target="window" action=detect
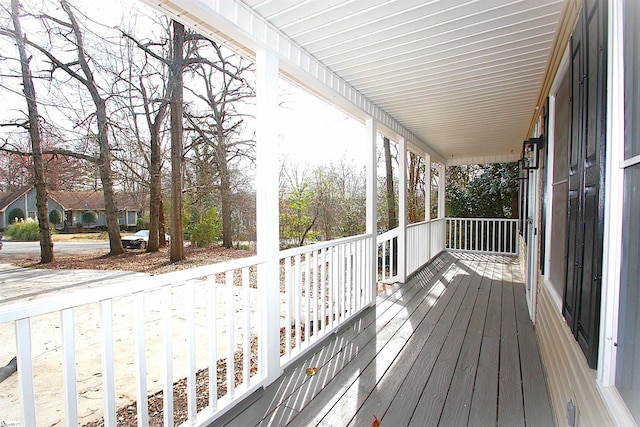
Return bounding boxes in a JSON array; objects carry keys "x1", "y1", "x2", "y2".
[
  {"x1": 615, "y1": 0, "x2": 640, "y2": 421},
  {"x1": 548, "y1": 69, "x2": 570, "y2": 300}
]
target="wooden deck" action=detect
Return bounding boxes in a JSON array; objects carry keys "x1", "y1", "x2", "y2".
[{"x1": 220, "y1": 252, "x2": 555, "y2": 427}]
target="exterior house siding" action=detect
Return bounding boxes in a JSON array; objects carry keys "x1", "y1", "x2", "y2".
[
  {"x1": 525, "y1": 0, "x2": 640, "y2": 424},
  {"x1": 0, "y1": 187, "x2": 138, "y2": 230},
  {"x1": 537, "y1": 283, "x2": 614, "y2": 426}
]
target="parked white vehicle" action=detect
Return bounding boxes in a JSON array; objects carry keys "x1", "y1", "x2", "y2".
[{"x1": 121, "y1": 230, "x2": 169, "y2": 250}]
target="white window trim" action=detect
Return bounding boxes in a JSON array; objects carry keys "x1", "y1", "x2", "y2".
[
  {"x1": 542, "y1": 43, "x2": 571, "y2": 312},
  {"x1": 597, "y1": 1, "x2": 637, "y2": 425}
]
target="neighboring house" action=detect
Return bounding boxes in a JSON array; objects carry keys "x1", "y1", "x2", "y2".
[{"x1": 0, "y1": 186, "x2": 138, "y2": 230}]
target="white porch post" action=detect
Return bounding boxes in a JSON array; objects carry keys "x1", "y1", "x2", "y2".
[
  {"x1": 366, "y1": 118, "x2": 377, "y2": 304},
  {"x1": 438, "y1": 162, "x2": 446, "y2": 219},
  {"x1": 398, "y1": 138, "x2": 407, "y2": 282},
  {"x1": 424, "y1": 153, "x2": 431, "y2": 223},
  {"x1": 424, "y1": 153, "x2": 432, "y2": 261},
  {"x1": 256, "y1": 49, "x2": 282, "y2": 384}
]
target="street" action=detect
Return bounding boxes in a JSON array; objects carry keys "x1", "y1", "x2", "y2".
[{"x1": 0, "y1": 240, "x2": 109, "y2": 261}]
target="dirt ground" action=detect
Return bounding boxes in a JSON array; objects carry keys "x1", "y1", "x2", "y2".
[{"x1": 14, "y1": 245, "x2": 255, "y2": 275}]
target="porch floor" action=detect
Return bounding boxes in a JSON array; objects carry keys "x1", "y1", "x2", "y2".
[{"x1": 221, "y1": 251, "x2": 555, "y2": 427}]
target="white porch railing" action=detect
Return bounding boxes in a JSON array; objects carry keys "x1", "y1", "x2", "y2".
[
  {"x1": 0, "y1": 217, "x2": 517, "y2": 426},
  {"x1": 278, "y1": 234, "x2": 374, "y2": 367},
  {"x1": 406, "y1": 218, "x2": 446, "y2": 276},
  {"x1": 445, "y1": 217, "x2": 519, "y2": 255},
  {"x1": 0, "y1": 256, "x2": 267, "y2": 427},
  {"x1": 376, "y1": 227, "x2": 399, "y2": 282}
]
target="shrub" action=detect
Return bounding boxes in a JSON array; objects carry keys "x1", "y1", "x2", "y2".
[
  {"x1": 187, "y1": 207, "x2": 222, "y2": 248},
  {"x1": 49, "y1": 209, "x2": 62, "y2": 225},
  {"x1": 5, "y1": 219, "x2": 40, "y2": 241},
  {"x1": 7, "y1": 208, "x2": 24, "y2": 224},
  {"x1": 136, "y1": 214, "x2": 149, "y2": 230},
  {"x1": 81, "y1": 211, "x2": 98, "y2": 226}
]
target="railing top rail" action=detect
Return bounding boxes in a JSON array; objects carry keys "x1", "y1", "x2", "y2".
[
  {"x1": 446, "y1": 217, "x2": 518, "y2": 222},
  {"x1": 406, "y1": 217, "x2": 445, "y2": 228},
  {"x1": 407, "y1": 220, "x2": 430, "y2": 228},
  {"x1": 376, "y1": 227, "x2": 399, "y2": 243},
  {"x1": 278, "y1": 232, "x2": 373, "y2": 257},
  {"x1": 0, "y1": 255, "x2": 264, "y2": 323}
]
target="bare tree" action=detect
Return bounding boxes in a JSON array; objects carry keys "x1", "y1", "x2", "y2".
[
  {"x1": 383, "y1": 136, "x2": 397, "y2": 229},
  {"x1": 408, "y1": 152, "x2": 426, "y2": 223},
  {"x1": 6, "y1": 0, "x2": 53, "y2": 262},
  {"x1": 117, "y1": 20, "x2": 172, "y2": 252},
  {"x1": 184, "y1": 44, "x2": 255, "y2": 248},
  {"x1": 7, "y1": 0, "x2": 125, "y2": 254}
]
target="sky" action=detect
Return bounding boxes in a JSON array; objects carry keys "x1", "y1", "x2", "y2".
[
  {"x1": 0, "y1": 0, "x2": 378, "y2": 173},
  {"x1": 277, "y1": 78, "x2": 367, "y2": 169}
]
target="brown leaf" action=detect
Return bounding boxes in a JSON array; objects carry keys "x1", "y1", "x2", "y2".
[
  {"x1": 305, "y1": 367, "x2": 318, "y2": 376},
  {"x1": 372, "y1": 415, "x2": 380, "y2": 427}
]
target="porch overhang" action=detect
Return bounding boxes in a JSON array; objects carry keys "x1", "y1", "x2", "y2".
[{"x1": 143, "y1": 0, "x2": 567, "y2": 166}]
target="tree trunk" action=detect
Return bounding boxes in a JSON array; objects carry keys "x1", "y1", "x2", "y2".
[
  {"x1": 408, "y1": 153, "x2": 418, "y2": 223},
  {"x1": 217, "y1": 131, "x2": 233, "y2": 248},
  {"x1": 96, "y1": 101, "x2": 124, "y2": 255},
  {"x1": 159, "y1": 198, "x2": 167, "y2": 246},
  {"x1": 11, "y1": 0, "x2": 54, "y2": 263},
  {"x1": 147, "y1": 105, "x2": 166, "y2": 252},
  {"x1": 383, "y1": 136, "x2": 397, "y2": 229},
  {"x1": 60, "y1": 0, "x2": 124, "y2": 255},
  {"x1": 169, "y1": 20, "x2": 185, "y2": 262}
]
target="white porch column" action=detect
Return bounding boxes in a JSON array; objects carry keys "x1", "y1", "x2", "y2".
[
  {"x1": 424, "y1": 153, "x2": 432, "y2": 262},
  {"x1": 365, "y1": 118, "x2": 377, "y2": 304},
  {"x1": 424, "y1": 153, "x2": 431, "y2": 222},
  {"x1": 398, "y1": 138, "x2": 407, "y2": 282},
  {"x1": 438, "y1": 162, "x2": 446, "y2": 219},
  {"x1": 256, "y1": 49, "x2": 282, "y2": 384}
]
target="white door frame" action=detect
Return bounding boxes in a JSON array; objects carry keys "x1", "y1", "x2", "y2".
[{"x1": 525, "y1": 166, "x2": 539, "y2": 322}]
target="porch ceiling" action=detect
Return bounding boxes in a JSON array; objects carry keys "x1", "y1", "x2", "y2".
[
  {"x1": 150, "y1": 0, "x2": 565, "y2": 163},
  {"x1": 241, "y1": 0, "x2": 565, "y2": 163}
]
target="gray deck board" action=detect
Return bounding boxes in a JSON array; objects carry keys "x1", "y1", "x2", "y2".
[
  {"x1": 498, "y1": 263, "x2": 526, "y2": 427},
  {"x1": 220, "y1": 252, "x2": 555, "y2": 427},
  {"x1": 345, "y1": 261, "x2": 481, "y2": 427},
  {"x1": 468, "y1": 264, "x2": 502, "y2": 426},
  {"x1": 511, "y1": 263, "x2": 556, "y2": 427}
]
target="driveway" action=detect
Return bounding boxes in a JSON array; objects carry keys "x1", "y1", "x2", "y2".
[
  {"x1": 0, "y1": 241, "x2": 109, "y2": 262},
  {"x1": 0, "y1": 263, "x2": 148, "y2": 306}
]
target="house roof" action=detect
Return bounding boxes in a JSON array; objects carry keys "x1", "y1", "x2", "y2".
[
  {"x1": 0, "y1": 186, "x2": 137, "y2": 212},
  {"x1": 49, "y1": 190, "x2": 137, "y2": 211},
  {"x1": 0, "y1": 187, "x2": 31, "y2": 211}
]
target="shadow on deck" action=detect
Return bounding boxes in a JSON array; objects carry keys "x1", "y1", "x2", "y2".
[{"x1": 219, "y1": 251, "x2": 555, "y2": 427}]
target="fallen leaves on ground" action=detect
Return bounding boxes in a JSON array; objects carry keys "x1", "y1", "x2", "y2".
[{"x1": 14, "y1": 245, "x2": 255, "y2": 275}]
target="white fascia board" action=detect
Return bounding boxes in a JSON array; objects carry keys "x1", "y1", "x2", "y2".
[
  {"x1": 446, "y1": 153, "x2": 520, "y2": 166},
  {"x1": 142, "y1": 0, "x2": 446, "y2": 164}
]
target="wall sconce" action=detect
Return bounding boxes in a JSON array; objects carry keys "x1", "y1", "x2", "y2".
[
  {"x1": 522, "y1": 137, "x2": 541, "y2": 170},
  {"x1": 518, "y1": 159, "x2": 528, "y2": 179}
]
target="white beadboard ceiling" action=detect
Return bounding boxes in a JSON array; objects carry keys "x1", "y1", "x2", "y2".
[
  {"x1": 149, "y1": 0, "x2": 565, "y2": 163},
  {"x1": 239, "y1": 0, "x2": 564, "y2": 163}
]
